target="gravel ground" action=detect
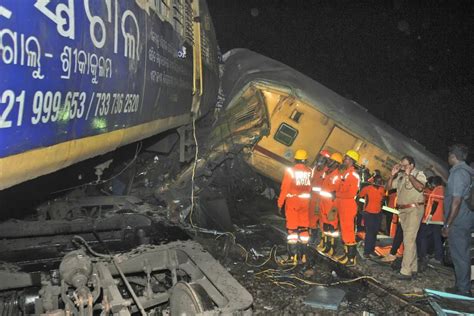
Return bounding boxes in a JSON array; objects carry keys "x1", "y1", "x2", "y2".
[{"x1": 194, "y1": 222, "x2": 438, "y2": 315}]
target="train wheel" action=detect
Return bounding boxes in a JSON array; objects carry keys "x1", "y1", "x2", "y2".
[{"x1": 169, "y1": 282, "x2": 214, "y2": 315}]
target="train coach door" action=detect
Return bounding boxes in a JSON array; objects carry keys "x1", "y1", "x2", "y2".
[{"x1": 321, "y1": 126, "x2": 361, "y2": 158}]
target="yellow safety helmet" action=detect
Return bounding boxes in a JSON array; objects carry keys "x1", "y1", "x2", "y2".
[
  {"x1": 330, "y1": 152, "x2": 343, "y2": 164},
  {"x1": 345, "y1": 150, "x2": 360, "y2": 163},
  {"x1": 294, "y1": 149, "x2": 308, "y2": 160}
]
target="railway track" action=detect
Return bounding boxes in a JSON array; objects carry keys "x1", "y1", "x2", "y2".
[
  {"x1": 265, "y1": 223, "x2": 434, "y2": 314},
  {"x1": 315, "y1": 252, "x2": 432, "y2": 315}
]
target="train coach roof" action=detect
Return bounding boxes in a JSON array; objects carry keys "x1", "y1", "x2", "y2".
[{"x1": 221, "y1": 48, "x2": 448, "y2": 180}]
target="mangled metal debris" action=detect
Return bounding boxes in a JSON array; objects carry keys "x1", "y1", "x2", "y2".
[
  {"x1": 36, "y1": 195, "x2": 156, "y2": 220},
  {"x1": 0, "y1": 240, "x2": 252, "y2": 315},
  {"x1": 154, "y1": 82, "x2": 271, "y2": 229},
  {"x1": 0, "y1": 195, "x2": 253, "y2": 315}
]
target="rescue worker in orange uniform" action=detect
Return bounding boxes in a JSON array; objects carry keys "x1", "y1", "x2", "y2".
[
  {"x1": 309, "y1": 149, "x2": 332, "y2": 245},
  {"x1": 358, "y1": 175, "x2": 386, "y2": 258},
  {"x1": 277, "y1": 149, "x2": 312, "y2": 263},
  {"x1": 334, "y1": 150, "x2": 361, "y2": 266},
  {"x1": 380, "y1": 190, "x2": 405, "y2": 261},
  {"x1": 316, "y1": 153, "x2": 343, "y2": 256},
  {"x1": 417, "y1": 176, "x2": 445, "y2": 269}
]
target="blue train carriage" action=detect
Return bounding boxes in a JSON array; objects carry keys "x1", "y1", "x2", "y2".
[
  {"x1": 0, "y1": 0, "x2": 219, "y2": 190},
  {"x1": 218, "y1": 49, "x2": 448, "y2": 182}
]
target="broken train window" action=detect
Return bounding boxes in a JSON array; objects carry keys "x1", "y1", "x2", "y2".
[{"x1": 274, "y1": 123, "x2": 298, "y2": 146}]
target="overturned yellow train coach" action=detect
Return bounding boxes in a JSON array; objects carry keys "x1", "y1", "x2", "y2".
[{"x1": 220, "y1": 49, "x2": 448, "y2": 182}]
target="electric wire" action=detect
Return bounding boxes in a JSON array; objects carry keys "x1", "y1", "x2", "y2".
[
  {"x1": 212, "y1": 230, "x2": 380, "y2": 290},
  {"x1": 52, "y1": 142, "x2": 142, "y2": 194},
  {"x1": 188, "y1": 113, "x2": 201, "y2": 228},
  {"x1": 215, "y1": 231, "x2": 279, "y2": 268}
]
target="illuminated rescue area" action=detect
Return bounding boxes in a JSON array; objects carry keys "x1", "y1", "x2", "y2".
[{"x1": 0, "y1": 1, "x2": 473, "y2": 315}]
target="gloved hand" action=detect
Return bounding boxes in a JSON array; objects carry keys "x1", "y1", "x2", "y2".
[
  {"x1": 278, "y1": 207, "x2": 282, "y2": 216},
  {"x1": 331, "y1": 191, "x2": 336, "y2": 201}
]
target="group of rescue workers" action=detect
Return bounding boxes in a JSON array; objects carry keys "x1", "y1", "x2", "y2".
[
  {"x1": 277, "y1": 149, "x2": 448, "y2": 270},
  {"x1": 277, "y1": 144, "x2": 473, "y2": 297},
  {"x1": 278, "y1": 149, "x2": 362, "y2": 267}
]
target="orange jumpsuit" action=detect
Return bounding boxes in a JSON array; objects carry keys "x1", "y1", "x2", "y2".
[
  {"x1": 319, "y1": 168, "x2": 341, "y2": 230},
  {"x1": 278, "y1": 164, "x2": 312, "y2": 244},
  {"x1": 309, "y1": 167, "x2": 326, "y2": 229},
  {"x1": 422, "y1": 185, "x2": 444, "y2": 224},
  {"x1": 335, "y1": 166, "x2": 360, "y2": 245}
]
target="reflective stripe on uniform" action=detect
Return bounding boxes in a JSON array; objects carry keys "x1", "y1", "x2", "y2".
[
  {"x1": 299, "y1": 235, "x2": 310, "y2": 243},
  {"x1": 342, "y1": 171, "x2": 360, "y2": 186},
  {"x1": 286, "y1": 167, "x2": 295, "y2": 178},
  {"x1": 319, "y1": 190, "x2": 334, "y2": 199},
  {"x1": 312, "y1": 186, "x2": 322, "y2": 192},
  {"x1": 353, "y1": 172, "x2": 361, "y2": 187},
  {"x1": 286, "y1": 193, "x2": 311, "y2": 198},
  {"x1": 287, "y1": 234, "x2": 298, "y2": 244},
  {"x1": 323, "y1": 230, "x2": 340, "y2": 237}
]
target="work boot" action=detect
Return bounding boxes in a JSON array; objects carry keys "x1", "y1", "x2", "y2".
[
  {"x1": 283, "y1": 243, "x2": 298, "y2": 265},
  {"x1": 317, "y1": 235, "x2": 327, "y2": 252},
  {"x1": 322, "y1": 236, "x2": 335, "y2": 257},
  {"x1": 309, "y1": 228, "x2": 320, "y2": 246},
  {"x1": 304, "y1": 244, "x2": 317, "y2": 267},
  {"x1": 297, "y1": 244, "x2": 306, "y2": 264},
  {"x1": 345, "y1": 244, "x2": 357, "y2": 266},
  {"x1": 335, "y1": 245, "x2": 348, "y2": 262}
]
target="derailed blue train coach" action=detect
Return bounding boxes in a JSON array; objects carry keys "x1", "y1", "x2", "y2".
[{"x1": 0, "y1": 0, "x2": 219, "y2": 190}]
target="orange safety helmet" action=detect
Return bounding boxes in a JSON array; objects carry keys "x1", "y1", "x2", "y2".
[
  {"x1": 294, "y1": 149, "x2": 308, "y2": 160},
  {"x1": 320, "y1": 149, "x2": 331, "y2": 158},
  {"x1": 330, "y1": 152, "x2": 343, "y2": 164},
  {"x1": 345, "y1": 150, "x2": 360, "y2": 163}
]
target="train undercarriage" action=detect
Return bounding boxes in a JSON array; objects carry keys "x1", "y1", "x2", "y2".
[{"x1": 0, "y1": 194, "x2": 252, "y2": 316}]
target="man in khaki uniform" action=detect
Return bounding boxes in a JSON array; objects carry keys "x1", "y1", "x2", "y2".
[{"x1": 386, "y1": 156, "x2": 427, "y2": 280}]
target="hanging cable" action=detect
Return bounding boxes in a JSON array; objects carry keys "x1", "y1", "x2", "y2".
[
  {"x1": 53, "y1": 142, "x2": 142, "y2": 194},
  {"x1": 189, "y1": 114, "x2": 199, "y2": 227}
]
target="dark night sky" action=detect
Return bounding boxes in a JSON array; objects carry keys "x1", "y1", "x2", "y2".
[{"x1": 207, "y1": 0, "x2": 473, "y2": 161}]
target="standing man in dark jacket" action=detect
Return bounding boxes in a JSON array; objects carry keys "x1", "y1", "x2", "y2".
[{"x1": 442, "y1": 144, "x2": 474, "y2": 297}]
